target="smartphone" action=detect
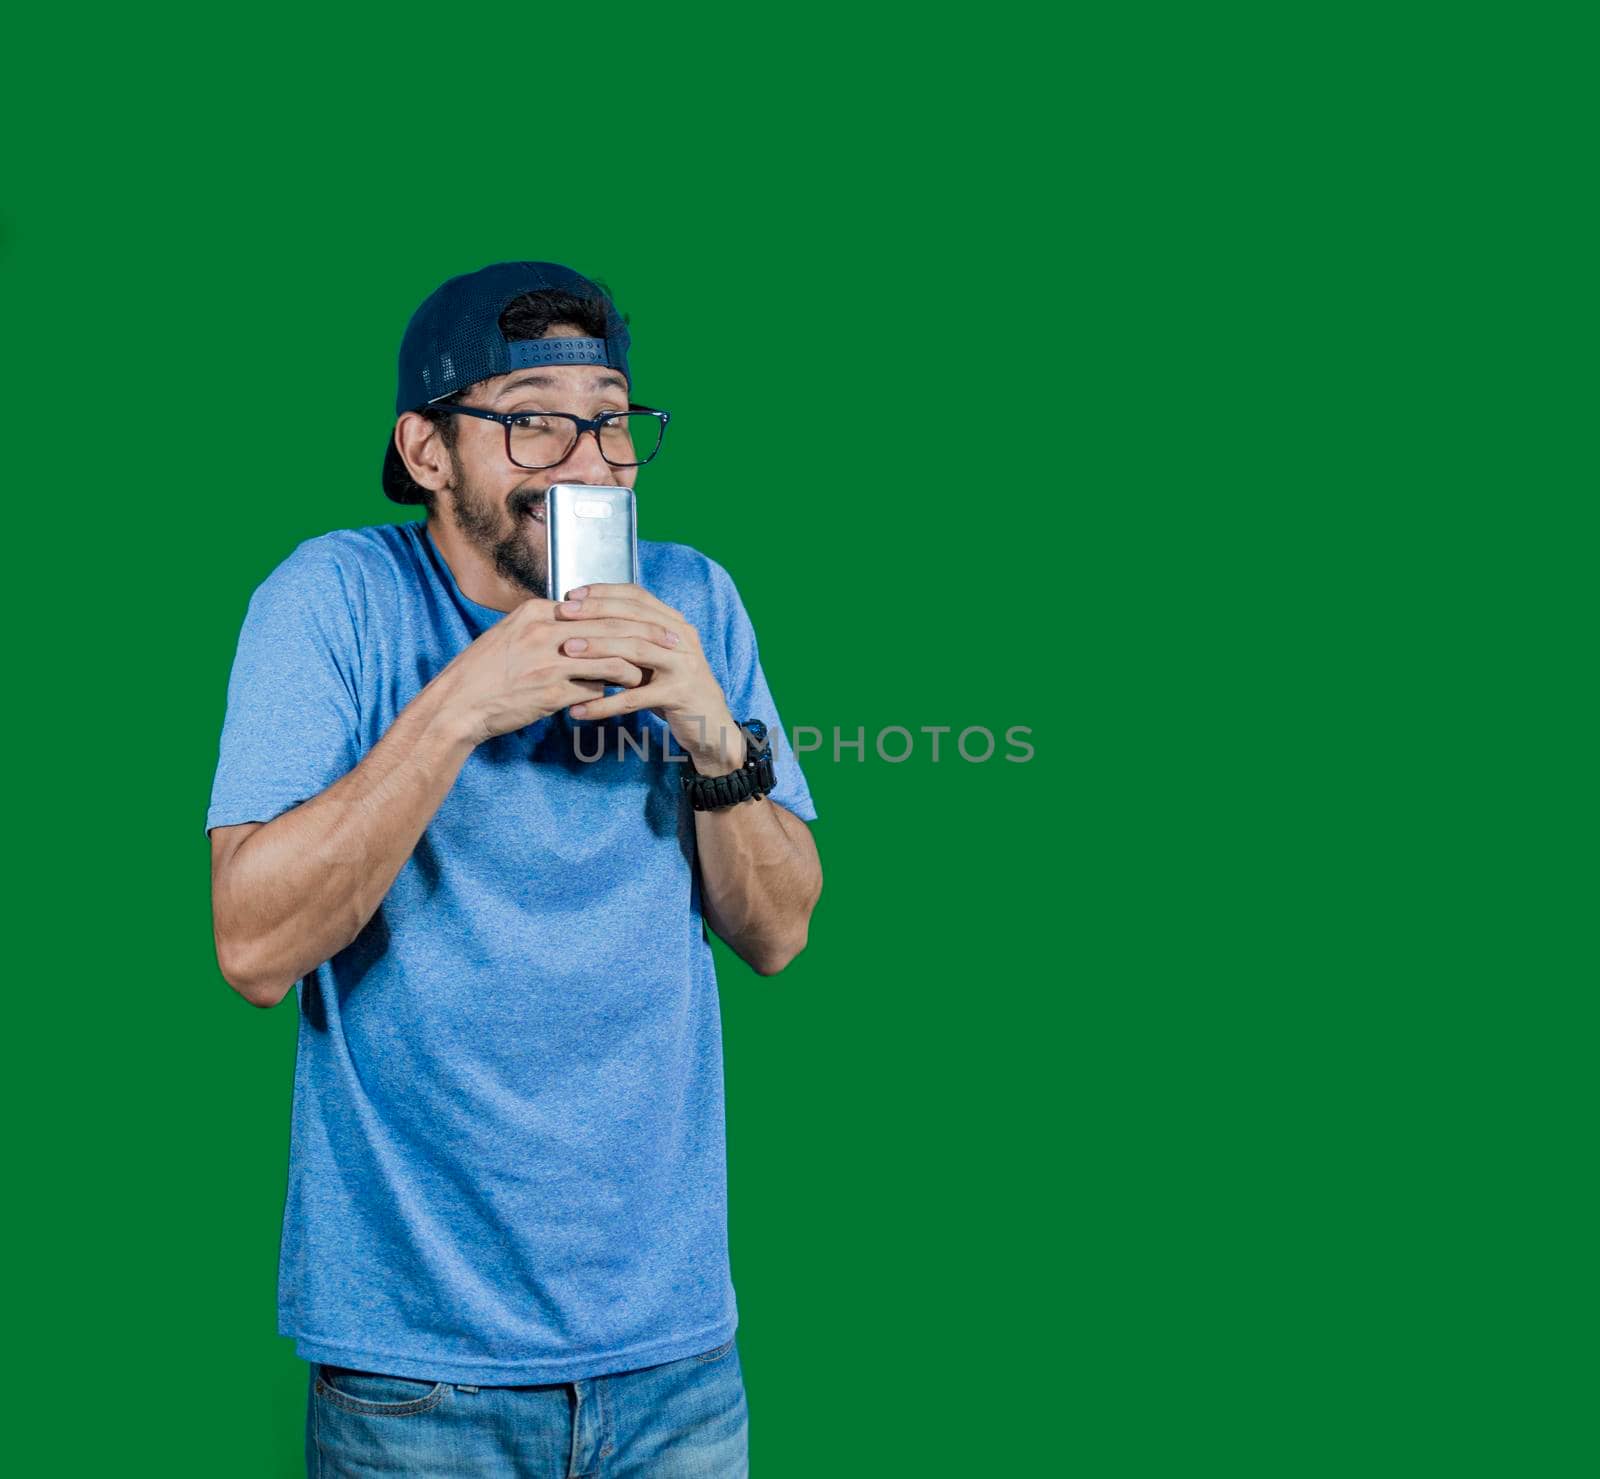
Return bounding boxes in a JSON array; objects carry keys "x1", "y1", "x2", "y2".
[{"x1": 545, "y1": 484, "x2": 639, "y2": 601}]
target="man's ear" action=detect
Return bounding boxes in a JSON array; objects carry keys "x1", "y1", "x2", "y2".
[{"x1": 395, "y1": 410, "x2": 454, "y2": 495}]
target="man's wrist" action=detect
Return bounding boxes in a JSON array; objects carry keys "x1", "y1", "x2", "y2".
[
  {"x1": 680, "y1": 717, "x2": 777, "y2": 811},
  {"x1": 683, "y1": 709, "x2": 745, "y2": 776},
  {"x1": 416, "y1": 672, "x2": 485, "y2": 757}
]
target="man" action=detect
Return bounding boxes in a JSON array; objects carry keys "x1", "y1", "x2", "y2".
[{"x1": 205, "y1": 261, "x2": 822, "y2": 1476}]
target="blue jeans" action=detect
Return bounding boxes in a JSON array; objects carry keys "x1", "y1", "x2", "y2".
[{"x1": 306, "y1": 1337, "x2": 748, "y2": 1477}]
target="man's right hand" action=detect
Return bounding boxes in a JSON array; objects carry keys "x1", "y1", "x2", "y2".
[{"x1": 437, "y1": 596, "x2": 685, "y2": 746}]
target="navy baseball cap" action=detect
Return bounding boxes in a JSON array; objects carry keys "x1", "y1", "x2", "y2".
[{"x1": 382, "y1": 261, "x2": 632, "y2": 504}]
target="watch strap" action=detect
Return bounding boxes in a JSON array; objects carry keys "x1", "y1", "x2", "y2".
[{"x1": 682, "y1": 718, "x2": 776, "y2": 811}]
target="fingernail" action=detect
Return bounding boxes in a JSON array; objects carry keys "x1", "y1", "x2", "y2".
[
  {"x1": 570, "y1": 704, "x2": 588, "y2": 718},
  {"x1": 663, "y1": 631, "x2": 680, "y2": 646},
  {"x1": 567, "y1": 586, "x2": 589, "y2": 599},
  {"x1": 560, "y1": 599, "x2": 584, "y2": 613},
  {"x1": 565, "y1": 638, "x2": 588, "y2": 653}
]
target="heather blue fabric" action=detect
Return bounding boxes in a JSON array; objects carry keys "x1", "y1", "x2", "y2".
[{"x1": 205, "y1": 518, "x2": 816, "y2": 1385}]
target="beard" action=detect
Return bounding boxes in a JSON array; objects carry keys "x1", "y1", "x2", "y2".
[{"x1": 443, "y1": 461, "x2": 548, "y2": 600}]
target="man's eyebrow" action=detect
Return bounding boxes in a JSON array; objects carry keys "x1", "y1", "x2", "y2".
[{"x1": 492, "y1": 371, "x2": 628, "y2": 401}]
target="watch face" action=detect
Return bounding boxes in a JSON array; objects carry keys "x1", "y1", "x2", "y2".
[{"x1": 744, "y1": 718, "x2": 767, "y2": 746}]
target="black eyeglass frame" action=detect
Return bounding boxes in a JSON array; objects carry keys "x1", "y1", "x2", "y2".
[{"x1": 428, "y1": 402, "x2": 671, "y2": 470}]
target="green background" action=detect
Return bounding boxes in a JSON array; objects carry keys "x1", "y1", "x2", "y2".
[{"x1": 5, "y1": 6, "x2": 1589, "y2": 1475}]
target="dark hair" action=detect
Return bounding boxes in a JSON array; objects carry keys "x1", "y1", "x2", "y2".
[{"x1": 399, "y1": 285, "x2": 628, "y2": 513}]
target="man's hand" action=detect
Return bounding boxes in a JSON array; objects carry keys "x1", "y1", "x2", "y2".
[
  {"x1": 436, "y1": 595, "x2": 681, "y2": 747},
  {"x1": 553, "y1": 583, "x2": 744, "y2": 775}
]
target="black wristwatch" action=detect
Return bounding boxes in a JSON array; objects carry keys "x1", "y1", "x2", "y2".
[{"x1": 681, "y1": 718, "x2": 777, "y2": 811}]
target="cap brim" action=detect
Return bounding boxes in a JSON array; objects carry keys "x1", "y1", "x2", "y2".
[{"x1": 382, "y1": 428, "x2": 423, "y2": 504}]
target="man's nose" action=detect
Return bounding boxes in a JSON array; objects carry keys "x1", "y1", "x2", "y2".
[{"x1": 556, "y1": 426, "x2": 616, "y2": 482}]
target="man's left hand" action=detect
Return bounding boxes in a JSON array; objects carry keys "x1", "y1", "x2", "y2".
[{"x1": 553, "y1": 583, "x2": 744, "y2": 775}]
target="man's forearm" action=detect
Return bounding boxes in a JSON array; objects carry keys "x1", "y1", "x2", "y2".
[
  {"x1": 694, "y1": 795, "x2": 822, "y2": 975},
  {"x1": 213, "y1": 675, "x2": 477, "y2": 1006}
]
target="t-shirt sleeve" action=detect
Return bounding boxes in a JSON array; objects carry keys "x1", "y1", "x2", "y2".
[
  {"x1": 204, "y1": 540, "x2": 365, "y2": 836},
  {"x1": 705, "y1": 557, "x2": 818, "y2": 823}
]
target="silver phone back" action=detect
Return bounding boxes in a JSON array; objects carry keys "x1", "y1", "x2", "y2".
[{"x1": 545, "y1": 484, "x2": 639, "y2": 601}]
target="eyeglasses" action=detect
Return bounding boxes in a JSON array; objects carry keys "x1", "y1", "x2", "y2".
[{"x1": 431, "y1": 402, "x2": 671, "y2": 470}]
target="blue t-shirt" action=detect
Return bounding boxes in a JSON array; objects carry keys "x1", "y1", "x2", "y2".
[{"x1": 204, "y1": 518, "x2": 816, "y2": 1384}]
